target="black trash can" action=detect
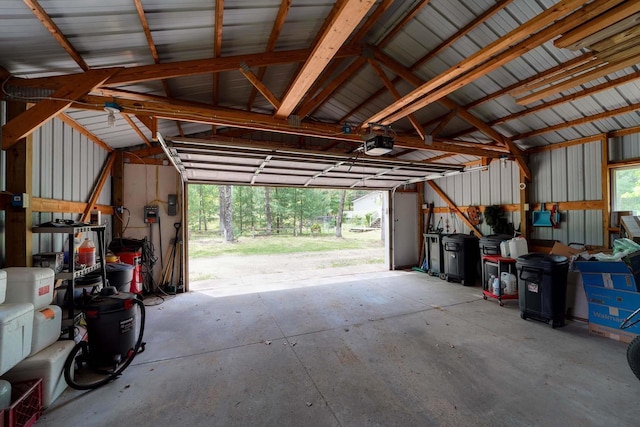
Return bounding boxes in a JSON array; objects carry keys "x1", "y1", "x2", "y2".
[
  {"x1": 516, "y1": 253, "x2": 569, "y2": 328},
  {"x1": 442, "y1": 234, "x2": 479, "y2": 286},
  {"x1": 424, "y1": 233, "x2": 447, "y2": 279},
  {"x1": 479, "y1": 234, "x2": 512, "y2": 256},
  {"x1": 106, "y1": 263, "x2": 134, "y2": 292}
]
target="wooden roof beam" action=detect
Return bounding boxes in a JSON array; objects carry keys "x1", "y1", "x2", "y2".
[
  {"x1": 80, "y1": 154, "x2": 116, "y2": 224},
  {"x1": 377, "y1": 0, "x2": 619, "y2": 126},
  {"x1": 517, "y1": 51, "x2": 640, "y2": 105},
  {"x1": 247, "y1": 0, "x2": 293, "y2": 110},
  {"x1": 2, "y1": 69, "x2": 117, "y2": 150},
  {"x1": 274, "y1": 0, "x2": 376, "y2": 119},
  {"x1": 239, "y1": 63, "x2": 281, "y2": 110},
  {"x1": 411, "y1": 0, "x2": 513, "y2": 69},
  {"x1": 122, "y1": 114, "x2": 152, "y2": 147},
  {"x1": 364, "y1": 0, "x2": 593, "y2": 127},
  {"x1": 513, "y1": 101, "x2": 640, "y2": 141},
  {"x1": 297, "y1": 57, "x2": 367, "y2": 119},
  {"x1": 554, "y1": 1, "x2": 640, "y2": 50},
  {"x1": 338, "y1": 0, "x2": 508, "y2": 123},
  {"x1": 293, "y1": 0, "x2": 395, "y2": 118},
  {"x1": 465, "y1": 52, "x2": 596, "y2": 109},
  {"x1": 378, "y1": 0, "x2": 431, "y2": 48},
  {"x1": 213, "y1": 0, "x2": 223, "y2": 108},
  {"x1": 371, "y1": 48, "x2": 530, "y2": 178},
  {"x1": 23, "y1": 0, "x2": 89, "y2": 71},
  {"x1": 58, "y1": 114, "x2": 113, "y2": 152},
  {"x1": 368, "y1": 59, "x2": 424, "y2": 140},
  {"x1": 428, "y1": 181, "x2": 482, "y2": 238}
]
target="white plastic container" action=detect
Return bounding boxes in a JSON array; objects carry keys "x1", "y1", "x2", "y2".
[
  {"x1": 508, "y1": 237, "x2": 529, "y2": 259},
  {"x1": 501, "y1": 272, "x2": 517, "y2": 295},
  {"x1": 1, "y1": 339, "x2": 75, "y2": 408},
  {"x1": 500, "y1": 241, "x2": 510, "y2": 258},
  {"x1": 30, "y1": 305, "x2": 62, "y2": 356},
  {"x1": 0, "y1": 303, "x2": 34, "y2": 376},
  {"x1": 0, "y1": 269, "x2": 6, "y2": 304},
  {"x1": 0, "y1": 379, "x2": 11, "y2": 410},
  {"x1": 3, "y1": 267, "x2": 55, "y2": 309}
]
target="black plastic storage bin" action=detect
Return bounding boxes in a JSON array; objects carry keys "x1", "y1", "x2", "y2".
[
  {"x1": 424, "y1": 233, "x2": 446, "y2": 279},
  {"x1": 479, "y1": 234, "x2": 512, "y2": 256},
  {"x1": 516, "y1": 253, "x2": 569, "y2": 328},
  {"x1": 442, "y1": 234, "x2": 479, "y2": 285}
]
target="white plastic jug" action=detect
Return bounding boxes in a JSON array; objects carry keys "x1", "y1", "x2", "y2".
[
  {"x1": 492, "y1": 277, "x2": 502, "y2": 295},
  {"x1": 509, "y1": 237, "x2": 528, "y2": 259},
  {"x1": 500, "y1": 240, "x2": 510, "y2": 257},
  {"x1": 501, "y1": 272, "x2": 517, "y2": 295}
]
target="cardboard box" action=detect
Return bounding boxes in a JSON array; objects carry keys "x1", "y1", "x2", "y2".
[
  {"x1": 576, "y1": 256, "x2": 640, "y2": 292},
  {"x1": 586, "y1": 301, "x2": 640, "y2": 333},
  {"x1": 589, "y1": 323, "x2": 638, "y2": 344},
  {"x1": 621, "y1": 215, "x2": 640, "y2": 243},
  {"x1": 584, "y1": 285, "x2": 640, "y2": 312},
  {"x1": 550, "y1": 242, "x2": 583, "y2": 259}
]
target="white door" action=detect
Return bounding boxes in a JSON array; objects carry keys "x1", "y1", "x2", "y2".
[{"x1": 392, "y1": 192, "x2": 419, "y2": 269}]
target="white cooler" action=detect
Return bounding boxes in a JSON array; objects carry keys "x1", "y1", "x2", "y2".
[
  {"x1": 3, "y1": 267, "x2": 55, "y2": 309},
  {"x1": 1, "y1": 339, "x2": 75, "y2": 408},
  {"x1": 0, "y1": 269, "x2": 6, "y2": 303},
  {"x1": 30, "y1": 305, "x2": 62, "y2": 356},
  {"x1": 0, "y1": 303, "x2": 34, "y2": 375}
]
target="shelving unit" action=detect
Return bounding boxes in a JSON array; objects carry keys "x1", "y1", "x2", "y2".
[
  {"x1": 481, "y1": 255, "x2": 518, "y2": 306},
  {"x1": 32, "y1": 224, "x2": 107, "y2": 337}
]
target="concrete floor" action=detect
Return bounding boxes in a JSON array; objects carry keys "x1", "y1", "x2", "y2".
[{"x1": 40, "y1": 271, "x2": 639, "y2": 426}]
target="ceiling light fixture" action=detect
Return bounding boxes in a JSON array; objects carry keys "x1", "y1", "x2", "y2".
[{"x1": 104, "y1": 101, "x2": 122, "y2": 127}]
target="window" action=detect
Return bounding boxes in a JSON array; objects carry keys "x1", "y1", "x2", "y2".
[{"x1": 612, "y1": 166, "x2": 640, "y2": 214}]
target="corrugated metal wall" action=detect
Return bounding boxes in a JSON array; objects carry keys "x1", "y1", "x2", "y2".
[
  {"x1": 424, "y1": 160, "x2": 521, "y2": 236},
  {"x1": 29, "y1": 117, "x2": 112, "y2": 256},
  {"x1": 529, "y1": 140, "x2": 603, "y2": 246},
  {"x1": 423, "y1": 136, "x2": 640, "y2": 248}
]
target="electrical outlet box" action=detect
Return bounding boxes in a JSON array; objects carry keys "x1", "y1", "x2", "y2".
[
  {"x1": 168, "y1": 194, "x2": 177, "y2": 216},
  {"x1": 144, "y1": 205, "x2": 158, "y2": 223},
  {"x1": 11, "y1": 193, "x2": 29, "y2": 208}
]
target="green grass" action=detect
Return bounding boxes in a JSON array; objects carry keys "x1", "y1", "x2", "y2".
[{"x1": 189, "y1": 230, "x2": 383, "y2": 258}]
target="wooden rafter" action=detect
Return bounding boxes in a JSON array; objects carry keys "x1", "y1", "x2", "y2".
[
  {"x1": 274, "y1": 0, "x2": 376, "y2": 119},
  {"x1": 465, "y1": 52, "x2": 596, "y2": 109},
  {"x1": 364, "y1": 0, "x2": 592, "y2": 127},
  {"x1": 75, "y1": 93, "x2": 507, "y2": 158},
  {"x1": 488, "y1": 69, "x2": 640, "y2": 127},
  {"x1": 509, "y1": 57, "x2": 604, "y2": 97},
  {"x1": 293, "y1": 0, "x2": 395, "y2": 118},
  {"x1": 378, "y1": 0, "x2": 431, "y2": 48},
  {"x1": 213, "y1": 0, "x2": 224, "y2": 108},
  {"x1": 513, "y1": 101, "x2": 640, "y2": 141},
  {"x1": 122, "y1": 114, "x2": 152, "y2": 147},
  {"x1": 554, "y1": 1, "x2": 640, "y2": 50},
  {"x1": 368, "y1": 59, "x2": 424, "y2": 140},
  {"x1": 13, "y1": 46, "x2": 361, "y2": 90},
  {"x1": 297, "y1": 57, "x2": 367, "y2": 118},
  {"x1": 429, "y1": 110, "x2": 457, "y2": 137},
  {"x1": 371, "y1": 49, "x2": 530, "y2": 178},
  {"x1": 134, "y1": 0, "x2": 182, "y2": 137},
  {"x1": 339, "y1": 0, "x2": 507, "y2": 123},
  {"x1": 516, "y1": 52, "x2": 640, "y2": 105},
  {"x1": 411, "y1": 0, "x2": 513, "y2": 70},
  {"x1": 239, "y1": 63, "x2": 281, "y2": 110},
  {"x1": 135, "y1": 115, "x2": 158, "y2": 141},
  {"x1": 23, "y1": 0, "x2": 89, "y2": 71},
  {"x1": 58, "y1": 114, "x2": 113, "y2": 153},
  {"x1": 247, "y1": 0, "x2": 292, "y2": 110},
  {"x1": 2, "y1": 69, "x2": 117, "y2": 150}
]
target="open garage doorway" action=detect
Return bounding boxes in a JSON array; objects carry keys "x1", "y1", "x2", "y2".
[{"x1": 186, "y1": 184, "x2": 388, "y2": 295}]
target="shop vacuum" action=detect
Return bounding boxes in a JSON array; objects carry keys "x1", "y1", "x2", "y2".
[{"x1": 64, "y1": 286, "x2": 146, "y2": 390}]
